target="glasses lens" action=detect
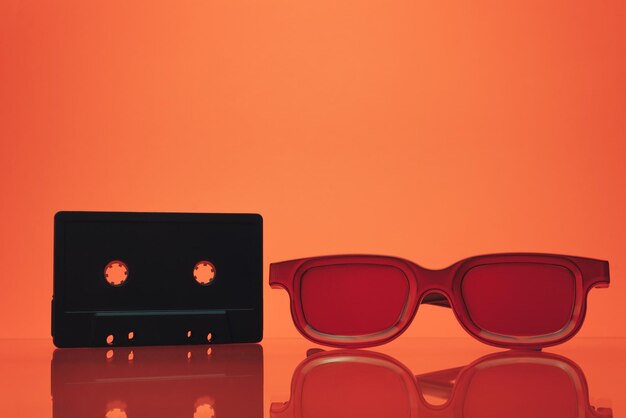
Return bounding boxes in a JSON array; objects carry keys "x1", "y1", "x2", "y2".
[
  {"x1": 301, "y1": 359, "x2": 412, "y2": 418},
  {"x1": 461, "y1": 263, "x2": 575, "y2": 336},
  {"x1": 463, "y1": 361, "x2": 578, "y2": 418},
  {"x1": 300, "y1": 264, "x2": 409, "y2": 336}
]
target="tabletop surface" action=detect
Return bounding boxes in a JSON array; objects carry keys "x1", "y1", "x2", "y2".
[{"x1": 0, "y1": 337, "x2": 623, "y2": 417}]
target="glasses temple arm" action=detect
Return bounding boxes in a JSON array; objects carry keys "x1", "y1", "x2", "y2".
[
  {"x1": 414, "y1": 366, "x2": 464, "y2": 399},
  {"x1": 421, "y1": 293, "x2": 452, "y2": 308}
]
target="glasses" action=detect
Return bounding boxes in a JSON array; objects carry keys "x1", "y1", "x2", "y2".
[
  {"x1": 269, "y1": 253, "x2": 610, "y2": 348},
  {"x1": 271, "y1": 349, "x2": 612, "y2": 418}
]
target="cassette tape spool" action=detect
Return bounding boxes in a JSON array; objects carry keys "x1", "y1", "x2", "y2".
[{"x1": 52, "y1": 211, "x2": 263, "y2": 348}]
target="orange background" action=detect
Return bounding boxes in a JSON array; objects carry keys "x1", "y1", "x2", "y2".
[{"x1": 1, "y1": 0, "x2": 625, "y2": 340}]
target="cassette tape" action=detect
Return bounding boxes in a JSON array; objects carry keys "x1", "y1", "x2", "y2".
[
  {"x1": 51, "y1": 344, "x2": 263, "y2": 418},
  {"x1": 52, "y1": 211, "x2": 263, "y2": 347}
]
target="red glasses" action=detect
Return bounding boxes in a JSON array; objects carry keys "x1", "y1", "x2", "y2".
[{"x1": 269, "y1": 253, "x2": 610, "y2": 349}]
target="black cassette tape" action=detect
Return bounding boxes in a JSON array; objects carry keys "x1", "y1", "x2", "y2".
[
  {"x1": 52, "y1": 211, "x2": 263, "y2": 347},
  {"x1": 51, "y1": 345, "x2": 263, "y2": 418}
]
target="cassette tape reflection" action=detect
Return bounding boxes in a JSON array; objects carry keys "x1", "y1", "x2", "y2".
[
  {"x1": 51, "y1": 345, "x2": 263, "y2": 418},
  {"x1": 52, "y1": 211, "x2": 263, "y2": 347}
]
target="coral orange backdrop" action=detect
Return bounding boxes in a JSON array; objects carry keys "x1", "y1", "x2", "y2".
[{"x1": 1, "y1": 0, "x2": 624, "y2": 340}]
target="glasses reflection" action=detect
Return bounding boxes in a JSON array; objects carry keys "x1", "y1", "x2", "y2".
[
  {"x1": 272, "y1": 349, "x2": 612, "y2": 418},
  {"x1": 51, "y1": 344, "x2": 263, "y2": 418}
]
